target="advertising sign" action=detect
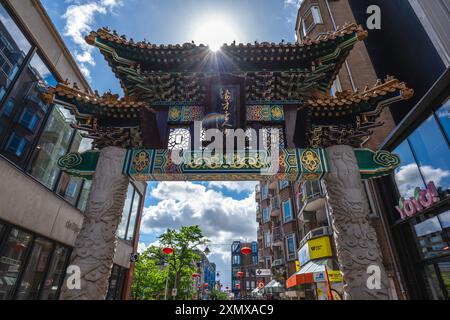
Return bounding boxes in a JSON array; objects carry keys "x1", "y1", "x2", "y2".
[
  {"x1": 309, "y1": 236, "x2": 333, "y2": 260},
  {"x1": 298, "y1": 236, "x2": 333, "y2": 267},
  {"x1": 328, "y1": 270, "x2": 343, "y2": 282},
  {"x1": 295, "y1": 261, "x2": 300, "y2": 272},
  {"x1": 256, "y1": 269, "x2": 272, "y2": 277}
]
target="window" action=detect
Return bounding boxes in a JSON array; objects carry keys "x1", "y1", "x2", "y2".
[
  {"x1": 15, "y1": 237, "x2": 53, "y2": 300},
  {"x1": 1, "y1": 53, "x2": 57, "y2": 167},
  {"x1": 302, "y1": 5, "x2": 323, "y2": 37},
  {"x1": 263, "y1": 207, "x2": 269, "y2": 223},
  {"x1": 282, "y1": 199, "x2": 293, "y2": 223},
  {"x1": 106, "y1": 265, "x2": 127, "y2": 300},
  {"x1": 0, "y1": 3, "x2": 32, "y2": 104},
  {"x1": 264, "y1": 231, "x2": 271, "y2": 248},
  {"x1": 261, "y1": 184, "x2": 269, "y2": 200},
  {"x1": 279, "y1": 180, "x2": 289, "y2": 190},
  {"x1": 118, "y1": 184, "x2": 135, "y2": 240},
  {"x1": 436, "y1": 98, "x2": 450, "y2": 143},
  {"x1": 39, "y1": 245, "x2": 70, "y2": 300},
  {"x1": 0, "y1": 228, "x2": 32, "y2": 299},
  {"x1": 408, "y1": 115, "x2": 450, "y2": 196},
  {"x1": 0, "y1": 224, "x2": 71, "y2": 300},
  {"x1": 393, "y1": 140, "x2": 425, "y2": 198},
  {"x1": 27, "y1": 105, "x2": 75, "y2": 189},
  {"x1": 126, "y1": 191, "x2": 141, "y2": 242},
  {"x1": 232, "y1": 255, "x2": 240, "y2": 265},
  {"x1": 5, "y1": 132, "x2": 27, "y2": 157},
  {"x1": 413, "y1": 210, "x2": 450, "y2": 259},
  {"x1": 265, "y1": 257, "x2": 271, "y2": 270},
  {"x1": 286, "y1": 234, "x2": 297, "y2": 261},
  {"x1": 168, "y1": 127, "x2": 190, "y2": 150}
]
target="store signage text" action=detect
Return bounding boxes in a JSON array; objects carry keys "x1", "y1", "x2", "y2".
[{"x1": 395, "y1": 182, "x2": 440, "y2": 219}]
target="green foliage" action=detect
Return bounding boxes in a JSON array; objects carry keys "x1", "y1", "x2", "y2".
[
  {"x1": 209, "y1": 289, "x2": 229, "y2": 301},
  {"x1": 132, "y1": 226, "x2": 209, "y2": 300}
]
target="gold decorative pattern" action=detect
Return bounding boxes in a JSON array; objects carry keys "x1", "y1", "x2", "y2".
[{"x1": 301, "y1": 149, "x2": 321, "y2": 172}]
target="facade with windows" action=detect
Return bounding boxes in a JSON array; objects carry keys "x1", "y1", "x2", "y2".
[
  {"x1": 0, "y1": 0, "x2": 145, "y2": 300},
  {"x1": 230, "y1": 241, "x2": 258, "y2": 299},
  {"x1": 374, "y1": 69, "x2": 450, "y2": 300}
]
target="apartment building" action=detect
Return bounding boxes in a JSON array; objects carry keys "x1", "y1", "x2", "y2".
[
  {"x1": 231, "y1": 241, "x2": 258, "y2": 299},
  {"x1": 0, "y1": 0, "x2": 145, "y2": 300}
]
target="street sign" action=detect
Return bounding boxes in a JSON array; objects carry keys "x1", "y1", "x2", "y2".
[
  {"x1": 172, "y1": 288, "x2": 177, "y2": 297},
  {"x1": 258, "y1": 281, "x2": 265, "y2": 289},
  {"x1": 256, "y1": 269, "x2": 271, "y2": 277}
]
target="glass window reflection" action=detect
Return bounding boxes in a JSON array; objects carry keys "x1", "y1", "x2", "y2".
[
  {"x1": 0, "y1": 228, "x2": 32, "y2": 300},
  {"x1": 408, "y1": 115, "x2": 450, "y2": 196},
  {"x1": 436, "y1": 98, "x2": 450, "y2": 142},
  {"x1": 1, "y1": 53, "x2": 57, "y2": 167},
  {"x1": 15, "y1": 237, "x2": 53, "y2": 300},
  {"x1": 393, "y1": 140, "x2": 426, "y2": 198},
  {"x1": 39, "y1": 245, "x2": 70, "y2": 300},
  {"x1": 0, "y1": 3, "x2": 32, "y2": 103},
  {"x1": 118, "y1": 184, "x2": 134, "y2": 240},
  {"x1": 126, "y1": 192, "x2": 141, "y2": 242}
]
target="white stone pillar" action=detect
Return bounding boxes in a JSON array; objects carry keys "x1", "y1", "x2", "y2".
[
  {"x1": 324, "y1": 145, "x2": 389, "y2": 300},
  {"x1": 60, "y1": 147, "x2": 129, "y2": 300}
]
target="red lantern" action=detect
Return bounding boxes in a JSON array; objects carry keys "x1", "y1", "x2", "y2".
[
  {"x1": 236, "y1": 283, "x2": 240, "y2": 289},
  {"x1": 204, "y1": 283, "x2": 209, "y2": 288},
  {"x1": 237, "y1": 271, "x2": 244, "y2": 278},
  {"x1": 162, "y1": 247, "x2": 173, "y2": 255},
  {"x1": 192, "y1": 273, "x2": 200, "y2": 278},
  {"x1": 241, "y1": 247, "x2": 252, "y2": 255}
]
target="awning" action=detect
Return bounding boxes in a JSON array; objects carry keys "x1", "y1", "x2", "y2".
[
  {"x1": 286, "y1": 259, "x2": 342, "y2": 289},
  {"x1": 264, "y1": 280, "x2": 285, "y2": 294}
]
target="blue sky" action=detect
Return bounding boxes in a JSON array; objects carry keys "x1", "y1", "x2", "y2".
[{"x1": 41, "y1": 0, "x2": 301, "y2": 290}]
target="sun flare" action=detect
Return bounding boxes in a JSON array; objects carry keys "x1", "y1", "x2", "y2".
[{"x1": 193, "y1": 17, "x2": 238, "y2": 52}]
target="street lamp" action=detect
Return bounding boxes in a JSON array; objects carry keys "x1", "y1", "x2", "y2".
[
  {"x1": 163, "y1": 247, "x2": 173, "y2": 300},
  {"x1": 204, "y1": 246, "x2": 211, "y2": 255}
]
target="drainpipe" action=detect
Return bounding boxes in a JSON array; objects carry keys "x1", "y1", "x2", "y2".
[{"x1": 325, "y1": 0, "x2": 357, "y2": 92}]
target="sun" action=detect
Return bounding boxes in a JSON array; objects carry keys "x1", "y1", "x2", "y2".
[{"x1": 193, "y1": 17, "x2": 238, "y2": 52}]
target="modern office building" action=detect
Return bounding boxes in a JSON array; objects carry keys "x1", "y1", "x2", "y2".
[
  {"x1": 231, "y1": 241, "x2": 258, "y2": 299},
  {"x1": 0, "y1": 0, "x2": 145, "y2": 300}
]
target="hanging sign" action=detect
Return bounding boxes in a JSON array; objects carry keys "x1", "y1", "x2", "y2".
[{"x1": 395, "y1": 182, "x2": 440, "y2": 219}]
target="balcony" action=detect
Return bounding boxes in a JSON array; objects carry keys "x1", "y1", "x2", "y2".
[
  {"x1": 271, "y1": 226, "x2": 283, "y2": 247},
  {"x1": 270, "y1": 197, "x2": 281, "y2": 217},
  {"x1": 299, "y1": 226, "x2": 333, "y2": 249},
  {"x1": 299, "y1": 180, "x2": 326, "y2": 212}
]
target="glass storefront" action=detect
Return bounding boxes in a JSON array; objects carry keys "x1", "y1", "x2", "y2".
[{"x1": 0, "y1": 221, "x2": 71, "y2": 300}]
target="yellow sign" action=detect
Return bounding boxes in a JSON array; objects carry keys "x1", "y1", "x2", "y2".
[
  {"x1": 327, "y1": 270, "x2": 343, "y2": 283},
  {"x1": 295, "y1": 261, "x2": 300, "y2": 272},
  {"x1": 308, "y1": 236, "x2": 333, "y2": 260}
]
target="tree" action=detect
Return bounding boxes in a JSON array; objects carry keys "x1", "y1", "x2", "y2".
[
  {"x1": 209, "y1": 289, "x2": 228, "y2": 301},
  {"x1": 132, "y1": 226, "x2": 209, "y2": 300}
]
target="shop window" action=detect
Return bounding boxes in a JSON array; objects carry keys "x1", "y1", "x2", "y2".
[
  {"x1": 27, "y1": 105, "x2": 75, "y2": 189},
  {"x1": 0, "y1": 228, "x2": 33, "y2": 300},
  {"x1": 0, "y1": 3, "x2": 32, "y2": 104},
  {"x1": 263, "y1": 207, "x2": 269, "y2": 223},
  {"x1": 39, "y1": 245, "x2": 70, "y2": 300},
  {"x1": 424, "y1": 265, "x2": 447, "y2": 300},
  {"x1": 282, "y1": 199, "x2": 293, "y2": 223},
  {"x1": 286, "y1": 234, "x2": 297, "y2": 261},
  {"x1": 15, "y1": 237, "x2": 53, "y2": 300},
  {"x1": 1, "y1": 53, "x2": 57, "y2": 167},
  {"x1": 408, "y1": 115, "x2": 450, "y2": 197},
  {"x1": 436, "y1": 98, "x2": 450, "y2": 142},
  {"x1": 261, "y1": 184, "x2": 269, "y2": 200},
  {"x1": 106, "y1": 264, "x2": 127, "y2": 300},
  {"x1": 414, "y1": 210, "x2": 450, "y2": 259},
  {"x1": 393, "y1": 140, "x2": 426, "y2": 198},
  {"x1": 302, "y1": 5, "x2": 323, "y2": 37}
]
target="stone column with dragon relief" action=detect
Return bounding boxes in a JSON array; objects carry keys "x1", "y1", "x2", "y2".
[
  {"x1": 60, "y1": 147, "x2": 129, "y2": 300},
  {"x1": 323, "y1": 145, "x2": 389, "y2": 300}
]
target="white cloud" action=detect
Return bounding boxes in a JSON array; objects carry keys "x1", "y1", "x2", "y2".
[
  {"x1": 395, "y1": 164, "x2": 450, "y2": 198},
  {"x1": 62, "y1": 0, "x2": 122, "y2": 80},
  {"x1": 140, "y1": 182, "x2": 258, "y2": 288},
  {"x1": 284, "y1": 0, "x2": 303, "y2": 8},
  {"x1": 207, "y1": 181, "x2": 258, "y2": 194}
]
